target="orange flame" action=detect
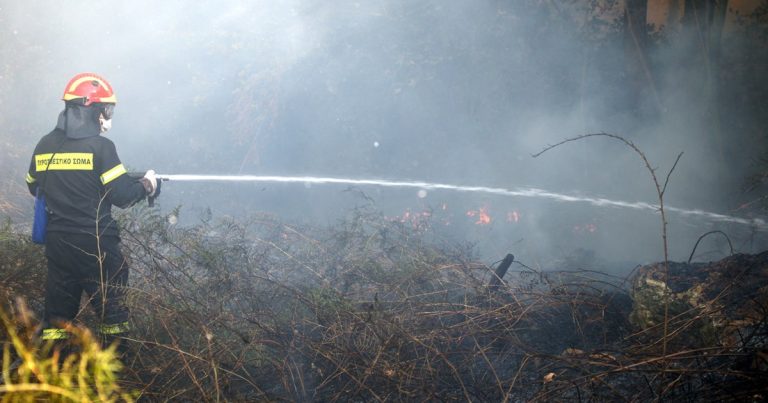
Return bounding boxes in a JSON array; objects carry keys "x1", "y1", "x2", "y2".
[
  {"x1": 386, "y1": 208, "x2": 434, "y2": 231},
  {"x1": 466, "y1": 207, "x2": 491, "y2": 225}
]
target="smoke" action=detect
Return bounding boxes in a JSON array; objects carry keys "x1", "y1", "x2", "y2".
[{"x1": 2, "y1": 0, "x2": 766, "y2": 266}]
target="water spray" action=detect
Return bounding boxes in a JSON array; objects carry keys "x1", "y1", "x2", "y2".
[{"x1": 154, "y1": 174, "x2": 767, "y2": 230}]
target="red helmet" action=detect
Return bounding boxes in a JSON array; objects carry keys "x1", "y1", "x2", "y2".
[{"x1": 62, "y1": 73, "x2": 117, "y2": 105}]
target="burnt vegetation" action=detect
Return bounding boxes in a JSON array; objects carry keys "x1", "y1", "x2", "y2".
[
  {"x1": 1, "y1": 205, "x2": 767, "y2": 402},
  {"x1": 2, "y1": 1, "x2": 768, "y2": 401}
]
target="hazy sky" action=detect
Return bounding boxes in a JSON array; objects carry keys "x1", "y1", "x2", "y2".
[{"x1": 2, "y1": 1, "x2": 766, "y2": 266}]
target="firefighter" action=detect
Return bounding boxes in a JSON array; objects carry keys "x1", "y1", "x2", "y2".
[{"x1": 25, "y1": 72, "x2": 159, "y2": 352}]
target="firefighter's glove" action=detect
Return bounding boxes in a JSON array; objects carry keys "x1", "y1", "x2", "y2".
[
  {"x1": 139, "y1": 170, "x2": 159, "y2": 197},
  {"x1": 152, "y1": 176, "x2": 162, "y2": 199}
]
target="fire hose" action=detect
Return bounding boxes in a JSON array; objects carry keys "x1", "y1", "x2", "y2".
[{"x1": 140, "y1": 174, "x2": 766, "y2": 230}]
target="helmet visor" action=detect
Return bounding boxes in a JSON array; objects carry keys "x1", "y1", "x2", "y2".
[{"x1": 100, "y1": 103, "x2": 115, "y2": 120}]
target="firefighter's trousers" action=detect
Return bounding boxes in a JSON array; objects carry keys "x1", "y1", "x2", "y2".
[{"x1": 41, "y1": 232, "x2": 131, "y2": 342}]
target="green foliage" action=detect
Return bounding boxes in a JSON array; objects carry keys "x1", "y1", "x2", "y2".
[{"x1": 0, "y1": 304, "x2": 137, "y2": 402}]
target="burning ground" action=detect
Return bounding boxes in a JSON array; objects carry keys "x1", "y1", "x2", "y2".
[{"x1": 1, "y1": 205, "x2": 767, "y2": 401}]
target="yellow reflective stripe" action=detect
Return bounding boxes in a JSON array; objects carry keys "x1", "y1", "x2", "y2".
[
  {"x1": 99, "y1": 321, "x2": 130, "y2": 335},
  {"x1": 67, "y1": 76, "x2": 109, "y2": 92},
  {"x1": 64, "y1": 93, "x2": 117, "y2": 103},
  {"x1": 35, "y1": 153, "x2": 94, "y2": 171},
  {"x1": 100, "y1": 164, "x2": 127, "y2": 185},
  {"x1": 99, "y1": 94, "x2": 117, "y2": 103},
  {"x1": 25, "y1": 173, "x2": 36, "y2": 184},
  {"x1": 63, "y1": 93, "x2": 83, "y2": 101},
  {"x1": 63, "y1": 94, "x2": 117, "y2": 104},
  {"x1": 42, "y1": 328, "x2": 70, "y2": 340}
]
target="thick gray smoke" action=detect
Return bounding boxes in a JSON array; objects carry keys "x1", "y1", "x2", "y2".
[{"x1": 2, "y1": 1, "x2": 766, "y2": 267}]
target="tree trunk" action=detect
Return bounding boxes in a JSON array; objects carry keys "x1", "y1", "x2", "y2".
[
  {"x1": 682, "y1": 0, "x2": 728, "y2": 180},
  {"x1": 624, "y1": 0, "x2": 662, "y2": 116}
]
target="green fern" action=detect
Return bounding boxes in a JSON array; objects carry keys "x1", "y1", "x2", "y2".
[{"x1": 0, "y1": 305, "x2": 138, "y2": 402}]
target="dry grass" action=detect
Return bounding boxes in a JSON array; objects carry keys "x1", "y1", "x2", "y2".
[{"x1": 1, "y1": 205, "x2": 766, "y2": 401}]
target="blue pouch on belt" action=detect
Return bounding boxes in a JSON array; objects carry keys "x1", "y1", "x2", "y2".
[{"x1": 32, "y1": 189, "x2": 47, "y2": 244}]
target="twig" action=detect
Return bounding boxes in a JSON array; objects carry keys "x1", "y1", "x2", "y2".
[
  {"x1": 534, "y1": 132, "x2": 683, "y2": 400},
  {"x1": 687, "y1": 230, "x2": 734, "y2": 263}
]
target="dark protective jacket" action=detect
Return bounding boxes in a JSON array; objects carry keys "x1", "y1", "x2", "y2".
[{"x1": 26, "y1": 105, "x2": 147, "y2": 237}]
